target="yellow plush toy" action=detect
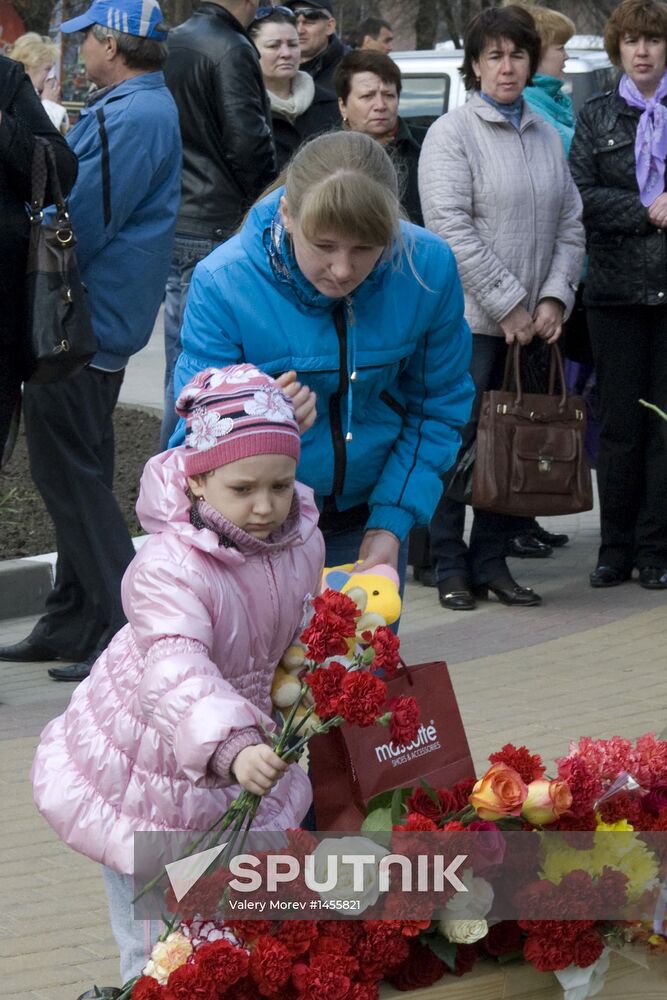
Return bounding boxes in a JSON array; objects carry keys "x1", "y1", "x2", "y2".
[{"x1": 270, "y1": 563, "x2": 401, "y2": 723}]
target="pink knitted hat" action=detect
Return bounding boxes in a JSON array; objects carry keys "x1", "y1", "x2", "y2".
[{"x1": 175, "y1": 365, "x2": 301, "y2": 475}]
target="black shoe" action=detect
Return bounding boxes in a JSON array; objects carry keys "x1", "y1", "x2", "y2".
[
  {"x1": 419, "y1": 567, "x2": 437, "y2": 588},
  {"x1": 638, "y1": 566, "x2": 667, "y2": 590},
  {"x1": 0, "y1": 637, "x2": 64, "y2": 663},
  {"x1": 589, "y1": 565, "x2": 631, "y2": 588},
  {"x1": 530, "y1": 525, "x2": 569, "y2": 548},
  {"x1": 473, "y1": 575, "x2": 542, "y2": 606},
  {"x1": 438, "y1": 576, "x2": 476, "y2": 611},
  {"x1": 507, "y1": 534, "x2": 553, "y2": 559},
  {"x1": 48, "y1": 656, "x2": 96, "y2": 682}
]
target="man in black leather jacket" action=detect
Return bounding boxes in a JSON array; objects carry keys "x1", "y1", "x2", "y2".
[
  {"x1": 160, "y1": 0, "x2": 277, "y2": 447},
  {"x1": 285, "y1": 1, "x2": 349, "y2": 95}
]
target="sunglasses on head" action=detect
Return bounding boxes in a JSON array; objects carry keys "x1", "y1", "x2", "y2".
[
  {"x1": 292, "y1": 8, "x2": 330, "y2": 21},
  {"x1": 255, "y1": 5, "x2": 296, "y2": 21}
]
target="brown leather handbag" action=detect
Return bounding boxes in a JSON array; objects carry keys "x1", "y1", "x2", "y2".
[{"x1": 471, "y1": 343, "x2": 593, "y2": 517}]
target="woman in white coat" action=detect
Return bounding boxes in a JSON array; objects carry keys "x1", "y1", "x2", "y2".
[{"x1": 418, "y1": 4, "x2": 584, "y2": 611}]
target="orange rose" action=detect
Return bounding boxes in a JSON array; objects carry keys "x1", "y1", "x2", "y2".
[
  {"x1": 521, "y1": 778, "x2": 572, "y2": 826},
  {"x1": 469, "y1": 763, "x2": 528, "y2": 820}
]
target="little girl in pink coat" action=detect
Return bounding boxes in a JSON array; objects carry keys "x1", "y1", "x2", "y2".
[{"x1": 31, "y1": 364, "x2": 324, "y2": 981}]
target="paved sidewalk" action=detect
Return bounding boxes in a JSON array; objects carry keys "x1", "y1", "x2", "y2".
[{"x1": 1, "y1": 321, "x2": 666, "y2": 996}]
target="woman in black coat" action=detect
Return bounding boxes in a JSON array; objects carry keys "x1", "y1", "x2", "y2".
[
  {"x1": 570, "y1": 0, "x2": 667, "y2": 590},
  {"x1": 248, "y1": 8, "x2": 340, "y2": 170},
  {"x1": 0, "y1": 53, "x2": 78, "y2": 460}
]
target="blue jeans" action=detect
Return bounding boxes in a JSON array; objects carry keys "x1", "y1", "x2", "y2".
[
  {"x1": 102, "y1": 866, "x2": 163, "y2": 983},
  {"x1": 161, "y1": 235, "x2": 219, "y2": 450},
  {"x1": 429, "y1": 334, "x2": 531, "y2": 586}
]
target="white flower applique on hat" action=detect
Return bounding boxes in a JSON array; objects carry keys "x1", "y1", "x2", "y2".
[
  {"x1": 210, "y1": 365, "x2": 263, "y2": 386},
  {"x1": 189, "y1": 408, "x2": 234, "y2": 450},
  {"x1": 244, "y1": 387, "x2": 293, "y2": 422}
]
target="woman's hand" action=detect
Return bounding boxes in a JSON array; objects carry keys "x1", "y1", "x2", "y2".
[
  {"x1": 648, "y1": 193, "x2": 667, "y2": 228},
  {"x1": 231, "y1": 744, "x2": 288, "y2": 796},
  {"x1": 42, "y1": 76, "x2": 61, "y2": 102},
  {"x1": 276, "y1": 370, "x2": 317, "y2": 434},
  {"x1": 499, "y1": 304, "x2": 536, "y2": 346},
  {"x1": 356, "y1": 529, "x2": 400, "y2": 571},
  {"x1": 533, "y1": 298, "x2": 564, "y2": 344}
]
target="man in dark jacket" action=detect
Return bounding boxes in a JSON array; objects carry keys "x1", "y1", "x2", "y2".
[
  {"x1": 0, "y1": 0, "x2": 181, "y2": 682},
  {"x1": 160, "y1": 0, "x2": 278, "y2": 447},
  {"x1": 284, "y1": 1, "x2": 349, "y2": 95},
  {"x1": 0, "y1": 55, "x2": 77, "y2": 463}
]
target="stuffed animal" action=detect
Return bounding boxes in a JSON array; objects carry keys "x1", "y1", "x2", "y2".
[{"x1": 270, "y1": 563, "x2": 401, "y2": 723}]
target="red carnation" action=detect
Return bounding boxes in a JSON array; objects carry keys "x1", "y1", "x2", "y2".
[
  {"x1": 393, "y1": 812, "x2": 438, "y2": 832},
  {"x1": 277, "y1": 921, "x2": 319, "y2": 957},
  {"x1": 301, "y1": 590, "x2": 360, "y2": 660},
  {"x1": 132, "y1": 977, "x2": 164, "y2": 999},
  {"x1": 573, "y1": 928, "x2": 605, "y2": 967},
  {"x1": 347, "y1": 985, "x2": 380, "y2": 1000},
  {"x1": 226, "y1": 919, "x2": 272, "y2": 943},
  {"x1": 249, "y1": 935, "x2": 293, "y2": 996},
  {"x1": 387, "y1": 695, "x2": 420, "y2": 746},
  {"x1": 305, "y1": 662, "x2": 347, "y2": 719},
  {"x1": 337, "y1": 671, "x2": 387, "y2": 726},
  {"x1": 292, "y1": 955, "x2": 352, "y2": 1000},
  {"x1": 365, "y1": 626, "x2": 400, "y2": 675},
  {"x1": 165, "y1": 964, "x2": 218, "y2": 1000},
  {"x1": 488, "y1": 743, "x2": 545, "y2": 784},
  {"x1": 195, "y1": 938, "x2": 249, "y2": 987},
  {"x1": 442, "y1": 820, "x2": 466, "y2": 831},
  {"x1": 387, "y1": 938, "x2": 445, "y2": 991}
]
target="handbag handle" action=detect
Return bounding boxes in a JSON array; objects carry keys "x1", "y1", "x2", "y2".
[
  {"x1": 501, "y1": 342, "x2": 568, "y2": 411},
  {"x1": 29, "y1": 137, "x2": 70, "y2": 230}
]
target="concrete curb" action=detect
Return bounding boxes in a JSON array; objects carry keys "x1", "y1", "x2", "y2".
[
  {"x1": 0, "y1": 557, "x2": 54, "y2": 620},
  {"x1": 0, "y1": 537, "x2": 150, "y2": 622}
]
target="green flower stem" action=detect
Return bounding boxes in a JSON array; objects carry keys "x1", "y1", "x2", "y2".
[
  {"x1": 282, "y1": 714, "x2": 345, "y2": 762},
  {"x1": 639, "y1": 398, "x2": 667, "y2": 421},
  {"x1": 274, "y1": 683, "x2": 309, "y2": 757}
]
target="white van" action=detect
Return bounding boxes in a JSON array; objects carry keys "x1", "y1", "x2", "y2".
[{"x1": 392, "y1": 48, "x2": 618, "y2": 128}]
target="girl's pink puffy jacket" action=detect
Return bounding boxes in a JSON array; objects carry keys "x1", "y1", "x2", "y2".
[{"x1": 31, "y1": 449, "x2": 325, "y2": 874}]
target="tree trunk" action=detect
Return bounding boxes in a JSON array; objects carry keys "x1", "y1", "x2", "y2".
[
  {"x1": 11, "y1": 0, "x2": 56, "y2": 34},
  {"x1": 414, "y1": 0, "x2": 438, "y2": 50},
  {"x1": 439, "y1": 0, "x2": 461, "y2": 48}
]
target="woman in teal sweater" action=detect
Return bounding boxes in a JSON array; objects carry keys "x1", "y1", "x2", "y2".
[{"x1": 523, "y1": 5, "x2": 576, "y2": 154}]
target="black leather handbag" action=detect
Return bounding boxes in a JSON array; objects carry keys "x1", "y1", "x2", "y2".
[{"x1": 25, "y1": 137, "x2": 97, "y2": 384}]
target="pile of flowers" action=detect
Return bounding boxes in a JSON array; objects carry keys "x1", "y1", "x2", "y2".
[{"x1": 120, "y1": 735, "x2": 667, "y2": 1000}]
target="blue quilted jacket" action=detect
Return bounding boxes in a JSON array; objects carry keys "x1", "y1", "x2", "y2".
[{"x1": 172, "y1": 189, "x2": 473, "y2": 540}]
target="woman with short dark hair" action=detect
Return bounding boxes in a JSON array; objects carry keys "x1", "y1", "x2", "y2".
[
  {"x1": 570, "y1": 0, "x2": 667, "y2": 590},
  {"x1": 334, "y1": 49, "x2": 425, "y2": 225},
  {"x1": 419, "y1": 5, "x2": 585, "y2": 611}
]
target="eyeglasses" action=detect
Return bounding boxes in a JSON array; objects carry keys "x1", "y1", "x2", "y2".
[
  {"x1": 255, "y1": 6, "x2": 296, "y2": 21},
  {"x1": 291, "y1": 8, "x2": 330, "y2": 21}
]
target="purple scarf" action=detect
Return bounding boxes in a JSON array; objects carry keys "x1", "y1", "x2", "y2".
[{"x1": 619, "y1": 71, "x2": 667, "y2": 206}]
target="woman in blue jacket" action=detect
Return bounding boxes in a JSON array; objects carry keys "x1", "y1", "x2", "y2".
[{"x1": 172, "y1": 131, "x2": 473, "y2": 580}]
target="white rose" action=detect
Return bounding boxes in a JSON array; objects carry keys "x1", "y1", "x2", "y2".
[
  {"x1": 442, "y1": 869, "x2": 493, "y2": 919},
  {"x1": 438, "y1": 918, "x2": 488, "y2": 945},
  {"x1": 310, "y1": 836, "x2": 389, "y2": 915}
]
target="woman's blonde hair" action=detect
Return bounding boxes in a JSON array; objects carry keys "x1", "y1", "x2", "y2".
[
  {"x1": 284, "y1": 131, "x2": 401, "y2": 247},
  {"x1": 10, "y1": 32, "x2": 58, "y2": 73},
  {"x1": 505, "y1": 3, "x2": 575, "y2": 48},
  {"x1": 529, "y1": 6, "x2": 575, "y2": 47}
]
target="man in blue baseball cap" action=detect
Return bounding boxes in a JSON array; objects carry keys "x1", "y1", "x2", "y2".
[
  {"x1": 0, "y1": 0, "x2": 182, "y2": 687},
  {"x1": 59, "y1": 0, "x2": 167, "y2": 39}
]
